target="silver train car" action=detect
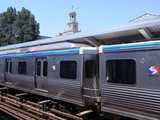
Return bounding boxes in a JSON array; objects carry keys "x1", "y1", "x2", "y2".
[
  {"x1": 0, "y1": 40, "x2": 160, "y2": 120},
  {"x1": 99, "y1": 41, "x2": 160, "y2": 120},
  {"x1": 0, "y1": 42, "x2": 99, "y2": 108},
  {"x1": 0, "y1": 19, "x2": 160, "y2": 120}
]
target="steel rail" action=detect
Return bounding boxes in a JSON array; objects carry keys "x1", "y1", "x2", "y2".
[
  {"x1": 0, "y1": 102, "x2": 33, "y2": 120},
  {"x1": 1, "y1": 95, "x2": 66, "y2": 120},
  {"x1": 50, "y1": 108, "x2": 83, "y2": 120},
  {"x1": 0, "y1": 106, "x2": 24, "y2": 120}
]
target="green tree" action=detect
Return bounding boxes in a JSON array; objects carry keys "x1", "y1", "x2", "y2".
[
  {"x1": 15, "y1": 7, "x2": 39, "y2": 43},
  {"x1": 0, "y1": 7, "x2": 39, "y2": 46},
  {"x1": 0, "y1": 7, "x2": 17, "y2": 45}
]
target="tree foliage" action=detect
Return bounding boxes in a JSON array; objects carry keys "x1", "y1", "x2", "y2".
[{"x1": 0, "y1": 7, "x2": 39, "y2": 46}]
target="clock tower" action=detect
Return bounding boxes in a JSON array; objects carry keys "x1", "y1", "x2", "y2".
[
  {"x1": 67, "y1": 9, "x2": 79, "y2": 33},
  {"x1": 58, "y1": 7, "x2": 80, "y2": 36}
]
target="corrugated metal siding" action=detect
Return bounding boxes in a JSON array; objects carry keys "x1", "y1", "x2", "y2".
[
  {"x1": 101, "y1": 84, "x2": 160, "y2": 117},
  {"x1": 47, "y1": 79, "x2": 83, "y2": 106}
]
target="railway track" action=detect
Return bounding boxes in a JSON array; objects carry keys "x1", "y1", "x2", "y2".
[{"x1": 0, "y1": 86, "x2": 84, "y2": 120}]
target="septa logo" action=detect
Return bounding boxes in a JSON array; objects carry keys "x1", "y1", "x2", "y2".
[{"x1": 148, "y1": 66, "x2": 160, "y2": 76}]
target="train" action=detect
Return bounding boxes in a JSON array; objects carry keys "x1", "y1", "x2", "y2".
[{"x1": 0, "y1": 19, "x2": 160, "y2": 120}]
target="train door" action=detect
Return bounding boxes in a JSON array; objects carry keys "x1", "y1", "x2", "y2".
[
  {"x1": 83, "y1": 54, "x2": 100, "y2": 105},
  {"x1": 35, "y1": 58, "x2": 48, "y2": 91},
  {"x1": 5, "y1": 59, "x2": 12, "y2": 83}
]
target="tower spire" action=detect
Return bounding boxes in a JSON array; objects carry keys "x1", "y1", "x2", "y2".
[{"x1": 71, "y1": 5, "x2": 74, "y2": 10}]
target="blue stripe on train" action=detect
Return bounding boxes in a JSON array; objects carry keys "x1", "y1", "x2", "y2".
[
  {"x1": 0, "y1": 48, "x2": 80, "y2": 58},
  {"x1": 102, "y1": 40, "x2": 160, "y2": 52}
]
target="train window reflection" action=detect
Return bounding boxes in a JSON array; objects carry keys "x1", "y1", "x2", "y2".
[
  {"x1": 106, "y1": 59, "x2": 136, "y2": 84},
  {"x1": 60, "y1": 61, "x2": 77, "y2": 79}
]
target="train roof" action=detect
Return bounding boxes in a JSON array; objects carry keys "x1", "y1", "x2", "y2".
[
  {"x1": 0, "y1": 42, "x2": 91, "y2": 55},
  {"x1": 100, "y1": 40, "x2": 160, "y2": 53},
  {"x1": 0, "y1": 47, "x2": 97, "y2": 58},
  {"x1": 0, "y1": 18, "x2": 160, "y2": 51}
]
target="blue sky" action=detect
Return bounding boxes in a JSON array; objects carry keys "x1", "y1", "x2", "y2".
[{"x1": 1, "y1": 0, "x2": 160, "y2": 37}]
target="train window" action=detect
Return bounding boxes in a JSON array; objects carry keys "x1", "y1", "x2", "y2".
[
  {"x1": 43, "y1": 61, "x2": 48, "y2": 77},
  {"x1": 5, "y1": 61, "x2": 8, "y2": 72},
  {"x1": 85, "y1": 60, "x2": 96, "y2": 78},
  {"x1": 36, "y1": 61, "x2": 41, "y2": 76},
  {"x1": 106, "y1": 59, "x2": 136, "y2": 84},
  {"x1": 18, "y1": 62, "x2": 27, "y2": 75},
  {"x1": 9, "y1": 62, "x2": 12, "y2": 73},
  {"x1": 60, "y1": 61, "x2": 77, "y2": 79},
  {"x1": 5, "y1": 60, "x2": 12, "y2": 73}
]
